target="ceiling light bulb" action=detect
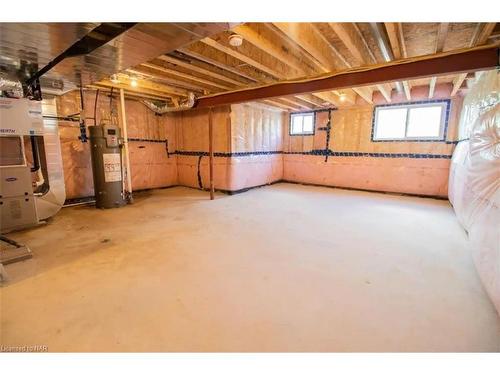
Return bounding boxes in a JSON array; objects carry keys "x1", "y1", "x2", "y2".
[
  {"x1": 229, "y1": 34, "x2": 243, "y2": 47},
  {"x1": 339, "y1": 93, "x2": 347, "y2": 102},
  {"x1": 130, "y1": 77, "x2": 138, "y2": 87}
]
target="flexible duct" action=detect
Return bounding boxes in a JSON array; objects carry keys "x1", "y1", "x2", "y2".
[
  {"x1": 0, "y1": 72, "x2": 23, "y2": 98},
  {"x1": 141, "y1": 92, "x2": 195, "y2": 114}
]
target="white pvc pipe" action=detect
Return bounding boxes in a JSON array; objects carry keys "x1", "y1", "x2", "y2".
[{"x1": 119, "y1": 88, "x2": 133, "y2": 200}]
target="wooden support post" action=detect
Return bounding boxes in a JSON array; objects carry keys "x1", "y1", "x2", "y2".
[
  {"x1": 208, "y1": 107, "x2": 215, "y2": 200},
  {"x1": 119, "y1": 88, "x2": 133, "y2": 202}
]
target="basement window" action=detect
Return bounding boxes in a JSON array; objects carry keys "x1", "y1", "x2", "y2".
[
  {"x1": 372, "y1": 101, "x2": 449, "y2": 141},
  {"x1": 290, "y1": 112, "x2": 315, "y2": 135}
]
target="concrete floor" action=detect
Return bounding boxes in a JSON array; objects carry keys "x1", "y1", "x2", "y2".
[{"x1": 1, "y1": 183, "x2": 499, "y2": 352}]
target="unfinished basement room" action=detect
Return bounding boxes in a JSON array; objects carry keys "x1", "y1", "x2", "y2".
[{"x1": 1, "y1": 4, "x2": 500, "y2": 362}]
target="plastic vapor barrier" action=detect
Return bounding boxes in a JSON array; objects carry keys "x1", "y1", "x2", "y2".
[{"x1": 449, "y1": 70, "x2": 500, "y2": 314}]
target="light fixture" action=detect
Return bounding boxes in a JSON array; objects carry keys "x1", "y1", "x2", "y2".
[
  {"x1": 339, "y1": 92, "x2": 347, "y2": 102},
  {"x1": 110, "y1": 74, "x2": 120, "y2": 84},
  {"x1": 228, "y1": 34, "x2": 243, "y2": 47},
  {"x1": 130, "y1": 76, "x2": 138, "y2": 88}
]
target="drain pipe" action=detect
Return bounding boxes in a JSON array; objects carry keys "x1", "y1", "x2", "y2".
[
  {"x1": 208, "y1": 107, "x2": 214, "y2": 200},
  {"x1": 29, "y1": 136, "x2": 48, "y2": 193},
  {"x1": 119, "y1": 88, "x2": 133, "y2": 203},
  {"x1": 141, "y1": 92, "x2": 195, "y2": 114}
]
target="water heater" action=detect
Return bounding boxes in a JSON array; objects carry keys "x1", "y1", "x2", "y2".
[{"x1": 88, "y1": 125, "x2": 127, "y2": 209}]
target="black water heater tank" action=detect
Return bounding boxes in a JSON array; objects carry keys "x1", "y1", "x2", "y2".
[{"x1": 89, "y1": 125, "x2": 127, "y2": 209}]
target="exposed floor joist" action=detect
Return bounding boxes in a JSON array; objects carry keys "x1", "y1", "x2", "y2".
[
  {"x1": 86, "y1": 22, "x2": 496, "y2": 110},
  {"x1": 427, "y1": 23, "x2": 449, "y2": 99},
  {"x1": 428, "y1": 77, "x2": 437, "y2": 99},
  {"x1": 90, "y1": 83, "x2": 174, "y2": 101},
  {"x1": 140, "y1": 62, "x2": 234, "y2": 91},
  {"x1": 126, "y1": 68, "x2": 209, "y2": 93},
  {"x1": 176, "y1": 47, "x2": 259, "y2": 83},
  {"x1": 451, "y1": 73, "x2": 468, "y2": 96},
  {"x1": 159, "y1": 54, "x2": 248, "y2": 86},
  {"x1": 202, "y1": 37, "x2": 286, "y2": 80}
]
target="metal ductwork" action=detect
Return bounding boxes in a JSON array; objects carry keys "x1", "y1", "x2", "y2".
[
  {"x1": 25, "y1": 23, "x2": 138, "y2": 87},
  {"x1": 141, "y1": 92, "x2": 196, "y2": 114},
  {"x1": 0, "y1": 72, "x2": 23, "y2": 98},
  {"x1": 0, "y1": 23, "x2": 235, "y2": 95}
]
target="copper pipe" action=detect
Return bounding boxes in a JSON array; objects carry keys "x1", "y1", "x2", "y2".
[{"x1": 208, "y1": 107, "x2": 215, "y2": 200}]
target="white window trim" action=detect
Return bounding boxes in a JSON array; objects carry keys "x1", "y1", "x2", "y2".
[
  {"x1": 289, "y1": 112, "x2": 315, "y2": 136},
  {"x1": 373, "y1": 102, "x2": 448, "y2": 141}
]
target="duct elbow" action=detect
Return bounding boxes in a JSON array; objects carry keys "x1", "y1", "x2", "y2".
[
  {"x1": 0, "y1": 72, "x2": 24, "y2": 98},
  {"x1": 141, "y1": 92, "x2": 195, "y2": 114}
]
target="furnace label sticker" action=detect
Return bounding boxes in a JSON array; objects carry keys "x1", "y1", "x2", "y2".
[{"x1": 102, "y1": 153, "x2": 122, "y2": 182}]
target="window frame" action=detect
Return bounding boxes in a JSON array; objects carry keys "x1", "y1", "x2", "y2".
[
  {"x1": 289, "y1": 111, "x2": 316, "y2": 136},
  {"x1": 371, "y1": 100, "x2": 450, "y2": 142}
]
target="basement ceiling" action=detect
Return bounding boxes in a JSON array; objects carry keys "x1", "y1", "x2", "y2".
[
  {"x1": 1, "y1": 22, "x2": 497, "y2": 108},
  {"x1": 0, "y1": 22, "x2": 235, "y2": 93},
  {"x1": 92, "y1": 22, "x2": 497, "y2": 110}
]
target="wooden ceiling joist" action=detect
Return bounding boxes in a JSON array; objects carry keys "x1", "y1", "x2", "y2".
[
  {"x1": 397, "y1": 23, "x2": 408, "y2": 58},
  {"x1": 188, "y1": 30, "x2": 323, "y2": 110},
  {"x1": 94, "y1": 81, "x2": 175, "y2": 101},
  {"x1": 471, "y1": 23, "x2": 497, "y2": 47},
  {"x1": 451, "y1": 73, "x2": 468, "y2": 96},
  {"x1": 264, "y1": 23, "x2": 328, "y2": 74},
  {"x1": 202, "y1": 37, "x2": 286, "y2": 79},
  {"x1": 267, "y1": 23, "x2": 369, "y2": 105},
  {"x1": 273, "y1": 23, "x2": 339, "y2": 73},
  {"x1": 384, "y1": 23, "x2": 402, "y2": 59},
  {"x1": 402, "y1": 81, "x2": 412, "y2": 101},
  {"x1": 264, "y1": 98, "x2": 301, "y2": 111},
  {"x1": 88, "y1": 85, "x2": 171, "y2": 102},
  {"x1": 296, "y1": 93, "x2": 328, "y2": 107},
  {"x1": 377, "y1": 83, "x2": 392, "y2": 102},
  {"x1": 428, "y1": 77, "x2": 437, "y2": 98},
  {"x1": 360, "y1": 23, "x2": 408, "y2": 101},
  {"x1": 309, "y1": 91, "x2": 342, "y2": 107},
  {"x1": 279, "y1": 97, "x2": 314, "y2": 110},
  {"x1": 388, "y1": 22, "x2": 412, "y2": 98},
  {"x1": 329, "y1": 23, "x2": 371, "y2": 65},
  {"x1": 158, "y1": 54, "x2": 247, "y2": 86},
  {"x1": 351, "y1": 87, "x2": 373, "y2": 104},
  {"x1": 126, "y1": 68, "x2": 207, "y2": 93},
  {"x1": 140, "y1": 62, "x2": 233, "y2": 91},
  {"x1": 113, "y1": 74, "x2": 188, "y2": 97},
  {"x1": 448, "y1": 23, "x2": 496, "y2": 97},
  {"x1": 176, "y1": 47, "x2": 259, "y2": 83},
  {"x1": 428, "y1": 23, "x2": 449, "y2": 99},
  {"x1": 436, "y1": 23, "x2": 450, "y2": 53},
  {"x1": 233, "y1": 24, "x2": 314, "y2": 76},
  {"x1": 194, "y1": 45, "x2": 499, "y2": 108}
]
